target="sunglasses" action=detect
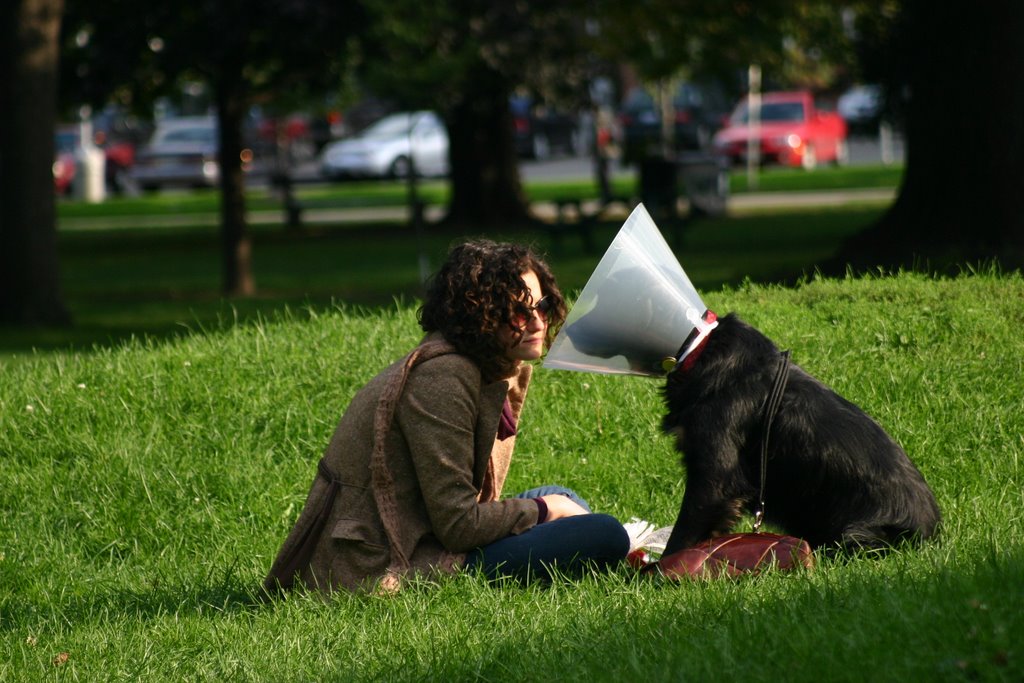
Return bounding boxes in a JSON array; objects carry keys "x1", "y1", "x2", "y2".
[{"x1": 512, "y1": 296, "x2": 553, "y2": 326}]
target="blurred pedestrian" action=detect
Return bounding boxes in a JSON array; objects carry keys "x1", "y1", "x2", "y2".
[{"x1": 594, "y1": 106, "x2": 620, "y2": 205}]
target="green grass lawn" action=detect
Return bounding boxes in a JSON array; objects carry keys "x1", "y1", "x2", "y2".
[
  {"x1": 5, "y1": 162, "x2": 899, "y2": 356},
  {"x1": 2, "y1": 271, "x2": 1021, "y2": 681},
  {"x1": 727, "y1": 163, "x2": 904, "y2": 193},
  {"x1": 5, "y1": 201, "x2": 889, "y2": 357}
]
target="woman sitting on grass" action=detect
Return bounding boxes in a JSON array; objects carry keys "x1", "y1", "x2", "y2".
[{"x1": 263, "y1": 239, "x2": 629, "y2": 594}]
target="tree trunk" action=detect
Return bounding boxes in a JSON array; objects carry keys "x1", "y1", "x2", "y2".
[
  {"x1": 828, "y1": 0, "x2": 1024, "y2": 274},
  {"x1": 0, "y1": 0, "x2": 71, "y2": 326},
  {"x1": 445, "y1": 72, "x2": 534, "y2": 226},
  {"x1": 215, "y1": 83, "x2": 255, "y2": 297}
]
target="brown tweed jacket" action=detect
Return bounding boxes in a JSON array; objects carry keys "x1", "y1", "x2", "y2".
[{"x1": 263, "y1": 337, "x2": 538, "y2": 594}]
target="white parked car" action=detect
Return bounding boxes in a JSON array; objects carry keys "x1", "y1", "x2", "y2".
[
  {"x1": 838, "y1": 84, "x2": 882, "y2": 133},
  {"x1": 320, "y1": 111, "x2": 449, "y2": 180}
]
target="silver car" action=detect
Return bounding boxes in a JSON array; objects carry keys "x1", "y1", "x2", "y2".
[
  {"x1": 320, "y1": 111, "x2": 449, "y2": 180},
  {"x1": 130, "y1": 117, "x2": 224, "y2": 190}
]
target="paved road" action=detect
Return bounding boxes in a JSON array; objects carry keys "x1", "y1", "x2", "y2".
[{"x1": 280, "y1": 130, "x2": 903, "y2": 186}]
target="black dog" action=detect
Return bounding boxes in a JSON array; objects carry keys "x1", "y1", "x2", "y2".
[{"x1": 659, "y1": 313, "x2": 941, "y2": 555}]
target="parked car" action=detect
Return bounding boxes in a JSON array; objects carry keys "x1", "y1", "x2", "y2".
[
  {"x1": 618, "y1": 82, "x2": 731, "y2": 165},
  {"x1": 252, "y1": 111, "x2": 317, "y2": 162},
  {"x1": 510, "y1": 96, "x2": 582, "y2": 160},
  {"x1": 320, "y1": 111, "x2": 448, "y2": 180},
  {"x1": 712, "y1": 91, "x2": 848, "y2": 170},
  {"x1": 52, "y1": 130, "x2": 77, "y2": 195},
  {"x1": 130, "y1": 116, "x2": 253, "y2": 191},
  {"x1": 838, "y1": 84, "x2": 883, "y2": 134},
  {"x1": 53, "y1": 125, "x2": 137, "y2": 195}
]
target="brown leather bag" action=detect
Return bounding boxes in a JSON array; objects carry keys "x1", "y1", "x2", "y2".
[{"x1": 646, "y1": 532, "x2": 814, "y2": 579}]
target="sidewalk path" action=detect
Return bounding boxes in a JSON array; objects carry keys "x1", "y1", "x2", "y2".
[
  {"x1": 58, "y1": 188, "x2": 896, "y2": 232},
  {"x1": 728, "y1": 187, "x2": 895, "y2": 211}
]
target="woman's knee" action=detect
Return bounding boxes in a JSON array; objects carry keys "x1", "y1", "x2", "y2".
[
  {"x1": 544, "y1": 513, "x2": 629, "y2": 560},
  {"x1": 579, "y1": 513, "x2": 630, "y2": 558}
]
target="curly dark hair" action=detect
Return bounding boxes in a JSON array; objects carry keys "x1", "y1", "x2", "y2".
[{"x1": 418, "y1": 240, "x2": 567, "y2": 380}]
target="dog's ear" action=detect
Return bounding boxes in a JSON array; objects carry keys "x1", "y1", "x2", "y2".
[{"x1": 545, "y1": 204, "x2": 714, "y2": 377}]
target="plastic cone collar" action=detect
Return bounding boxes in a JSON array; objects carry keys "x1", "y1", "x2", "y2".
[{"x1": 544, "y1": 203, "x2": 715, "y2": 377}]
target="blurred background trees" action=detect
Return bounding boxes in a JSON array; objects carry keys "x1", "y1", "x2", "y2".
[
  {"x1": 590, "y1": 0, "x2": 860, "y2": 88},
  {"x1": 356, "y1": 0, "x2": 599, "y2": 225},
  {"x1": 58, "y1": 0, "x2": 364, "y2": 296},
  {"x1": 2, "y1": 0, "x2": 1022, "y2": 326}
]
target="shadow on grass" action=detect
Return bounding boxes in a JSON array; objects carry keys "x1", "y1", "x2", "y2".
[
  {"x1": 1, "y1": 569, "x2": 265, "y2": 635},
  {"x1": 455, "y1": 549, "x2": 1022, "y2": 683}
]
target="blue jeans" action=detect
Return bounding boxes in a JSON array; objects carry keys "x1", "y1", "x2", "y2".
[{"x1": 463, "y1": 486, "x2": 629, "y2": 582}]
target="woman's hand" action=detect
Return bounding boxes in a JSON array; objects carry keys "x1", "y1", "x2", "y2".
[{"x1": 541, "y1": 494, "x2": 589, "y2": 520}]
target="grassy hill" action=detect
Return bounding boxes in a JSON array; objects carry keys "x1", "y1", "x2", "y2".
[{"x1": 2, "y1": 271, "x2": 1021, "y2": 681}]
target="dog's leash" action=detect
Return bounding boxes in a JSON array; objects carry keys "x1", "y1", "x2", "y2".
[{"x1": 753, "y1": 349, "x2": 791, "y2": 533}]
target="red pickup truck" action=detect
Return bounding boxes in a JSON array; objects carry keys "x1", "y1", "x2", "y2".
[{"x1": 712, "y1": 91, "x2": 848, "y2": 170}]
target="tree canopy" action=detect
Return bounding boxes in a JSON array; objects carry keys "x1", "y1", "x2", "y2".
[{"x1": 590, "y1": 0, "x2": 868, "y2": 91}]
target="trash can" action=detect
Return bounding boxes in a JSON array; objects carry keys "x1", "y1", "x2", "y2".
[
  {"x1": 74, "y1": 133, "x2": 106, "y2": 203},
  {"x1": 639, "y1": 156, "x2": 678, "y2": 220},
  {"x1": 676, "y1": 152, "x2": 729, "y2": 218}
]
